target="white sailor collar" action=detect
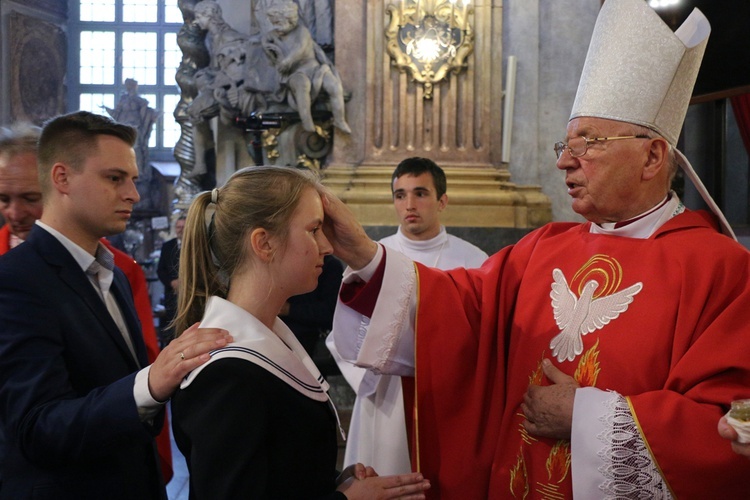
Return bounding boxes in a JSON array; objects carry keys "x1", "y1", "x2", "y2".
[{"x1": 180, "y1": 296, "x2": 329, "y2": 402}]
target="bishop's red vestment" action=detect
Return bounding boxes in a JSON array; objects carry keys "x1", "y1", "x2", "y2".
[{"x1": 334, "y1": 209, "x2": 750, "y2": 499}]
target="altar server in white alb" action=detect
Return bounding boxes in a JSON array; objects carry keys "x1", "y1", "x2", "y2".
[{"x1": 328, "y1": 157, "x2": 487, "y2": 475}]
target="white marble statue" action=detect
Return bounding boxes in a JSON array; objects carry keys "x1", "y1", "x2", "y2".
[
  {"x1": 102, "y1": 78, "x2": 160, "y2": 179},
  {"x1": 262, "y1": 0, "x2": 350, "y2": 134}
]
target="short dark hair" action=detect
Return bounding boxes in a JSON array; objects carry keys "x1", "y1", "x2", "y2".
[
  {"x1": 391, "y1": 157, "x2": 447, "y2": 199},
  {"x1": 37, "y1": 111, "x2": 137, "y2": 194}
]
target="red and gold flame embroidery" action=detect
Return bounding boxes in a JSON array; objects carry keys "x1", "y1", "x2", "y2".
[
  {"x1": 507, "y1": 256, "x2": 624, "y2": 497},
  {"x1": 574, "y1": 337, "x2": 601, "y2": 387},
  {"x1": 545, "y1": 441, "x2": 571, "y2": 483},
  {"x1": 510, "y1": 450, "x2": 530, "y2": 499},
  {"x1": 529, "y1": 441, "x2": 571, "y2": 498},
  {"x1": 529, "y1": 358, "x2": 545, "y2": 386}
]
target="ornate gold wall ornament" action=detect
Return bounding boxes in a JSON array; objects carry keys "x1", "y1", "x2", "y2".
[
  {"x1": 385, "y1": 0, "x2": 474, "y2": 99},
  {"x1": 261, "y1": 128, "x2": 282, "y2": 159},
  {"x1": 296, "y1": 155, "x2": 321, "y2": 171}
]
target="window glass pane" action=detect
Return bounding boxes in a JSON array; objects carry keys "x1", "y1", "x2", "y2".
[
  {"x1": 79, "y1": 94, "x2": 116, "y2": 115},
  {"x1": 80, "y1": 32, "x2": 116, "y2": 85},
  {"x1": 162, "y1": 94, "x2": 182, "y2": 150},
  {"x1": 165, "y1": 2, "x2": 183, "y2": 24},
  {"x1": 80, "y1": 0, "x2": 115, "y2": 22},
  {"x1": 163, "y1": 33, "x2": 181, "y2": 87},
  {"x1": 74, "y1": 1, "x2": 184, "y2": 156},
  {"x1": 122, "y1": 32, "x2": 158, "y2": 85},
  {"x1": 123, "y1": 0, "x2": 157, "y2": 23}
]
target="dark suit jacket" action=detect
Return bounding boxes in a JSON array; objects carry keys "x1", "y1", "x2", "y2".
[
  {"x1": 0, "y1": 226, "x2": 166, "y2": 500},
  {"x1": 172, "y1": 359, "x2": 343, "y2": 500},
  {"x1": 156, "y1": 238, "x2": 180, "y2": 340}
]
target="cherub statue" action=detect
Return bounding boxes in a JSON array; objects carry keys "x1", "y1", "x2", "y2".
[
  {"x1": 193, "y1": 1, "x2": 258, "y2": 66},
  {"x1": 262, "y1": 0, "x2": 350, "y2": 134}
]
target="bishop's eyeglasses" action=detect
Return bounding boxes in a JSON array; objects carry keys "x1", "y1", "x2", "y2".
[{"x1": 554, "y1": 135, "x2": 650, "y2": 159}]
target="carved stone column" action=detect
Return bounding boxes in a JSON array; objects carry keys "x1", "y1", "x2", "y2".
[{"x1": 327, "y1": 0, "x2": 550, "y2": 229}]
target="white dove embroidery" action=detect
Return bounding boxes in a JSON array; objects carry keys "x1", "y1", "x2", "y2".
[{"x1": 549, "y1": 268, "x2": 642, "y2": 362}]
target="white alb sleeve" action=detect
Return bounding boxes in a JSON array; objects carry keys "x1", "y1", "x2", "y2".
[{"x1": 330, "y1": 246, "x2": 417, "y2": 377}]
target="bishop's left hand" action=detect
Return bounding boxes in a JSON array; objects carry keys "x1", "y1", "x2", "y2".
[{"x1": 521, "y1": 359, "x2": 580, "y2": 440}]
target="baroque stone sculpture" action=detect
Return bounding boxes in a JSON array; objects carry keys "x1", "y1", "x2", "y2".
[
  {"x1": 175, "y1": 0, "x2": 349, "y2": 187},
  {"x1": 262, "y1": 0, "x2": 350, "y2": 134}
]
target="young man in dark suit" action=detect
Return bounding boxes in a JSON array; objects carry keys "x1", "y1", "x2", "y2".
[{"x1": 0, "y1": 111, "x2": 232, "y2": 499}]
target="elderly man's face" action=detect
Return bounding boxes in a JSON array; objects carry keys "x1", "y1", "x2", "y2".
[
  {"x1": 0, "y1": 151, "x2": 43, "y2": 240},
  {"x1": 556, "y1": 117, "x2": 654, "y2": 224}
]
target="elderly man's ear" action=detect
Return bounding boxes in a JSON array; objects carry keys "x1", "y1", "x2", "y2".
[{"x1": 641, "y1": 137, "x2": 670, "y2": 181}]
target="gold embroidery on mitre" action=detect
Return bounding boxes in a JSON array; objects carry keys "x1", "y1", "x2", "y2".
[{"x1": 549, "y1": 256, "x2": 642, "y2": 363}]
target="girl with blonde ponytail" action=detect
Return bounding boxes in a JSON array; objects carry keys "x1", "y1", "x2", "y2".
[{"x1": 170, "y1": 165, "x2": 430, "y2": 499}]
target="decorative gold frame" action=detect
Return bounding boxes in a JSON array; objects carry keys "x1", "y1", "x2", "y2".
[{"x1": 385, "y1": 0, "x2": 474, "y2": 99}]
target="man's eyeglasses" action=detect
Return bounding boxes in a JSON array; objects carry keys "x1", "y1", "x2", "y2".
[{"x1": 554, "y1": 135, "x2": 650, "y2": 159}]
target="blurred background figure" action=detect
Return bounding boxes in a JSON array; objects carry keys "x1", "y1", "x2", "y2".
[
  {"x1": 157, "y1": 215, "x2": 186, "y2": 347},
  {"x1": 0, "y1": 123, "x2": 43, "y2": 253}
]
